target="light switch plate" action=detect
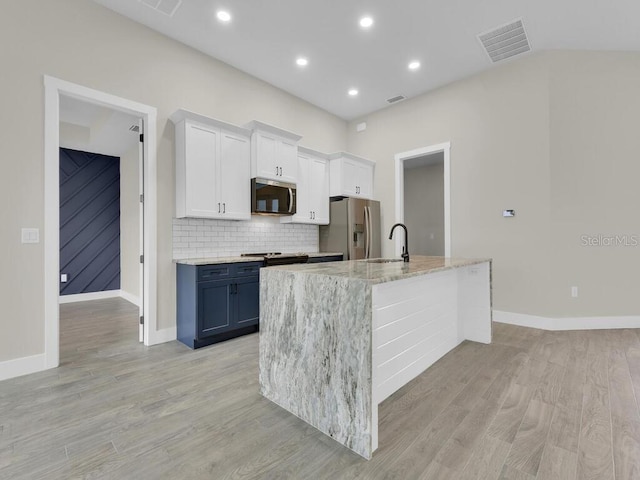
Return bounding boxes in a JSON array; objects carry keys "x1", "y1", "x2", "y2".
[
  {"x1": 21, "y1": 228, "x2": 40, "y2": 244},
  {"x1": 61, "y1": 274, "x2": 68, "y2": 283}
]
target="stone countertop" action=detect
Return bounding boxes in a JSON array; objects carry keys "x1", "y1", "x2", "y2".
[
  {"x1": 264, "y1": 255, "x2": 491, "y2": 285},
  {"x1": 174, "y1": 252, "x2": 344, "y2": 266}
]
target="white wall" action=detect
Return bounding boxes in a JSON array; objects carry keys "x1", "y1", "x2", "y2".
[{"x1": 0, "y1": 0, "x2": 346, "y2": 364}]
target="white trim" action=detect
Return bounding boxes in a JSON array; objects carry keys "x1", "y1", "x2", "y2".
[
  {"x1": 493, "y1": 310, "x2": 640, "y2": 331},
  {"x1": 154, "y1": 326, "x2": 177, "y2": 344},
  {"x1": 394, "y1": 142, "x2": 451, "y2": 257},
  {"x1": 59, "y1": 290, "x2": 121, "y2": 304},
  {"x1": 120, "y1": 290, "x2": 141, "y2": 307},
  {"x1": 57, "y1": 290, "x2": 140, "y2": 306},
  {"x1": 44, "y1": 76, "x2": 161, "y2": 377},
  {"x1": 0, "y1": 354, "x2": 47, "y2": 382}
]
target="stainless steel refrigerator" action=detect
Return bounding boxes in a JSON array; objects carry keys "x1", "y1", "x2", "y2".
[{"x1": 319, "y1": 198, "x2": 381, "y2": 260}]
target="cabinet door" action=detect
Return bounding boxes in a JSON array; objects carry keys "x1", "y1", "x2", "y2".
[
  {"x1": 309, "y1": 157, "x2": 329, "y2": 224},
  {"x1": 234, "y1": 276, "x2": 260, "y2": 327},
  {"x1": 342, "y1": 158, "x2": 360, "y2": 196},
  {"x1": 356, "y1": 162, "x2": 374, "y2": 199},
  {"x1": 219, "y1": 131, "x2": 251, "y2": 220},
  {"x1": 197, "y1": 279, "x2": 233, "y2": 338},
  {"x1": 254, "y1": 132, "x2": 278, "y2": 180},
  {"x1": 185, "y1": 123, "x2": 219, "y2": 217},
  {"x1": 278, "y1": 139, "x2": 299, "y2": 183}
]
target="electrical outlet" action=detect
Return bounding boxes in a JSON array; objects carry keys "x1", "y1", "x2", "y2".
[
  {"x1": 61, "y1": 274, "x2": 68, "y2": 283},
  {"x1": 571, "y1": 286, "x2": 578, "y2": 298}
]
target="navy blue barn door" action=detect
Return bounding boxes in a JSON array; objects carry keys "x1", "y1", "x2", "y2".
[{"x1": 59, "y1": 148, "x2": 121, "y2": 296}]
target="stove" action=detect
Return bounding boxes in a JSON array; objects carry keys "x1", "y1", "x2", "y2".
[{"x1": 241, "y1": 252, "x2": 310, "y2": 266}]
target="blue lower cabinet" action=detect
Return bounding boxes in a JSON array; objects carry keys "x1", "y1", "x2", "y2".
[
  {"x1": 177, "y1": 261, "x2": 262, "y2": 349},
  {"x1": 235, "y1": 276, "x2": 260, "y2": 327},
  {"x1": 198, "y1": 279, "x2": 233, "y2": 337}
]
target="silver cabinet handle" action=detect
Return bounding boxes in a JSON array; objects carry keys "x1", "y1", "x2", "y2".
[
  {"x1": 279, "y1": 167, "x2": 283, "y2": 176},
  {"x1": 218, "y1": 203, "x2": 221, "y2": 213},
  {"x1": 223, "y1": 203, "x2": 226, "y2": 214},
  {"x1": 275, "y1": 166, "x2": 279, "y2": 176}
]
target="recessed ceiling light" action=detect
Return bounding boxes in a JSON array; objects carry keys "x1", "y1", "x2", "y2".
[
  {"x1": 348, "y1": 88, "x2": 359, "y2": 97},
  {"x1": 408, "y1": 61, "x2": 421, "y2": 71},
  {"x1": 216, "y1": 10, "x2": 231, "y2": 22},
  {"x1": 296, "y1": 57, "x2": 308, "y2": 67},
  {"x1": 359, "y1": 16, "x2": 374, "y2": 28}
]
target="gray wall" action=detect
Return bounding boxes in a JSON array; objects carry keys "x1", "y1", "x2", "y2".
[
  {"x1": 0, "y1": 0, "x2": 347, "y2": 363},
  {"x1": 348, "y1": 51, "x2": 640, "y2": 319},
  {"x1": 404, "y1": 161, "x2": 444, "y2": 256},
  {"x1": 120, "y1": 145, "x2": 140, "y2": 303}
]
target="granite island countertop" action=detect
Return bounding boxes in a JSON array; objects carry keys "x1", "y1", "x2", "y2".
[
  {"x1": 174, "y1": 252, "x2": 344, "y2": 266},
  {"x1": 259, "y1": 254, "x2": 493, "y2": 459},
  {"x1": 265, "y1": 255, "x2": 491, "y2": 284}
]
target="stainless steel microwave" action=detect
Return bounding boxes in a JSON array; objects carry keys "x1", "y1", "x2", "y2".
[{"x1": 251, "y1": 178, "x2": 296, "y2": 216}]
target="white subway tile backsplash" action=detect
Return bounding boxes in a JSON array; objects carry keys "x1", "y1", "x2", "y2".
[{"x1": 172, "y1": 217, "x2": 319, "y2": 260}]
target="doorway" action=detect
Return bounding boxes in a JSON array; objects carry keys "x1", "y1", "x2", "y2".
[
  {"x1": 394, "y1": 142, "x2": 451, "y2": 257},
  {"x1": 44, "y1": 76, "x2": 158, "y2": 370}
]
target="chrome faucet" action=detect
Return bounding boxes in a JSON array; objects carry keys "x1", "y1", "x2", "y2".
[{"x1": 389, "y1": 223, "x2": 410, "y2": 262}]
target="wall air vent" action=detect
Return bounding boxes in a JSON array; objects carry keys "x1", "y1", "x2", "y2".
[
  {"x1": 386, "y1": 95, "x2": 406, "y2": 104},
  {"x1": 138, "y1": 0, "x2": 182, "y2": 17},
  {"x1": 478, "y1": 18, "x2": 531, "y2": 63}
]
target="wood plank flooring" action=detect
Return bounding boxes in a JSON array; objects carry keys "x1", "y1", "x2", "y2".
[{"x1": 2, "y1": 298, "x2": 640, "y2": 479}]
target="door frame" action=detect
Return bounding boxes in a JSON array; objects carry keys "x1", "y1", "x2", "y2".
[
  {"x1": 394, "y1": 142, "x2": 451, "y2": 257},
  {"x1": 44, "y1": 75, "x2": 159, "y2": 369}
]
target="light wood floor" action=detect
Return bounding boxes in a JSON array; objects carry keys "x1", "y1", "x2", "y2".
[{"x1": 2, "y1": 298, "x2": 640, "y2": 479}]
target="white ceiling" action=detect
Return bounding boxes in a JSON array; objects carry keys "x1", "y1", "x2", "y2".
[{"x1": 93, "y1": 0, "x2": 640, "y2": 120}]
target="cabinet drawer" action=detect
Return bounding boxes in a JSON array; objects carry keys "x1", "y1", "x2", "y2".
[
  {"x1": 197, "y1": 265, "x2": 231, "y2": 281},
  {"x1": 232, "y1": 262, "x2": 262, "y2": 277}
]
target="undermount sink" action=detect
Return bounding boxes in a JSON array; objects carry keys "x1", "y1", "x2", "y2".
[{"x1": 365, "y1": 258, "x2": 403, "y2": 264}]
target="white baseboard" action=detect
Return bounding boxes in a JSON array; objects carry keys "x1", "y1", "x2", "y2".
[
  {"x1": 150, "y1": 326, "x2": 177, "y2": 345},
  {"x1": 0, "y1": 353, "x2": 47, "y2": 382},
  {"x1": 59, "y1": 290, "x2": 121, "y2": 304},
  {"x1": 119, "y1": 290, "x2": 140, "y2": 307},
  {"x1": 58, "y1": 289, "x2": 140, "y2": 306},
  {"x1": 493, "y1": 310, "x2": 640, "y2": 331}
]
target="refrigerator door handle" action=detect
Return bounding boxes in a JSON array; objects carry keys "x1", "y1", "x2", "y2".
[{"x1": 364, "y1": 206, "x2": 370, "y2": 258}]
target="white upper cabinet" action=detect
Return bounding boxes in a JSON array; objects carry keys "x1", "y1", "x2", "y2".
[
  {"x1": 329, "y1": 152, "x2": 375, "y2": 199},
  {"x1": 171, "y1": 109, "x2": 251, "y2": 220},
  {"x1": 281, "y1": 147, "x2": 330, "y2": 225},
  {"x1": 244, "y1": 121, "x2": 302, "y2": 184}
]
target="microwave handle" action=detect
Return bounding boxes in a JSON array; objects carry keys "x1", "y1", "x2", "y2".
[{"x1": 288, "y1": 188, "x2": 294, "y2": 213}]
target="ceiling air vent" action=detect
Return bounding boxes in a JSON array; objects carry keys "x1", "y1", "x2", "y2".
[
  {"x1": 138, "y1": 0, "x2": 182, "y2": 17},
  {"x1": 386, "y1": 95, "x2": 406, "y2": 104},
  {"x1": 478, "y1": 18, "x2": 531, "y2": 63}
]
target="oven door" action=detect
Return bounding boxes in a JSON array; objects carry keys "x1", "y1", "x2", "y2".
[{"x1": 252, "y1": 178, "x2": 296, "y2": 215}]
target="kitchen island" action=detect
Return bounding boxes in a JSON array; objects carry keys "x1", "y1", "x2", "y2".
[{"x1": 258, "y1": 256, "x2": 492, "y2": 459}]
